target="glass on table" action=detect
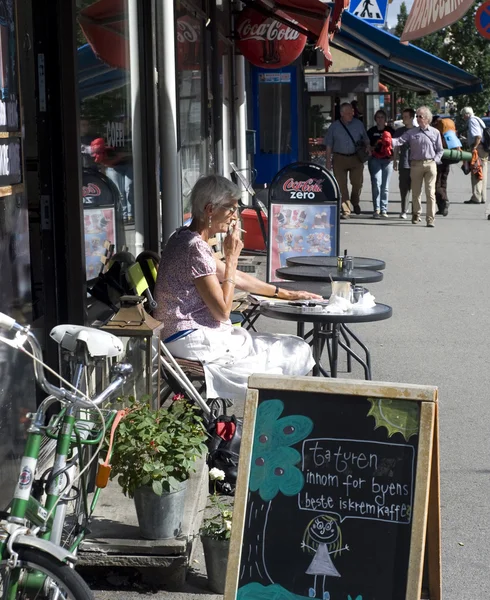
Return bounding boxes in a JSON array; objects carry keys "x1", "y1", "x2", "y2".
[{"x1": 351, "y1": 284, "x2": 364, "y2": 304}]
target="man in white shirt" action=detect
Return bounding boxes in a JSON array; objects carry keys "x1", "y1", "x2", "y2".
[{"x1": 461, "y1": 106, "x2": 489, "y2": 207}]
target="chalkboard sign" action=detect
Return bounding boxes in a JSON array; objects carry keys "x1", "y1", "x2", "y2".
[{"x1": 225, "y1": 377, "x2": 441, "y2": 600}]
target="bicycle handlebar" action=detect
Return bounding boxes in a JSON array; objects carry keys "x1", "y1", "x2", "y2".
[{"x1": 0, "y1": 312, "x2": 133, "y2": 406}]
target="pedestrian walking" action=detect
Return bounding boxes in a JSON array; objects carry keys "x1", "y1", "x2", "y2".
[
  {"x1": 460, "y1": 106, "x2": 489, "y2": 207},
  {"x1": 367, "y1": 109, "x2": 394, "y2": 218},
  {"x1": 392, "y1": 106, "x2": 443, "y2": 228},
  {"x1": 432, "y1": 115, "x2": 461, "y2": 217},
  {"x1": 325, "y1": 102, "x2": 370, "y2": 219},
  {"x1": 393, "y1": 108, "x2": 415, "y2": 219}
]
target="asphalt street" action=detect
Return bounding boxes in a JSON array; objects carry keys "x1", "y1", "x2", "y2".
[{"x1": 93, "y1": 164, "x2": 490, "y2": 599}]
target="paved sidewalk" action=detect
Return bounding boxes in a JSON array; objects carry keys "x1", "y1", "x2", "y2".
[{"x1": 94, "y1": 164, "x2": 490, "y2": 599}]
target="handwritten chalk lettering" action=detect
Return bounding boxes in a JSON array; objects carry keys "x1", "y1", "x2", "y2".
[
  {"x1": 308, "y1": 441, "x2": 378, "y2": 472},
  {"x1": 299, "y1": 438, "x2": 415, "y2": 524}
]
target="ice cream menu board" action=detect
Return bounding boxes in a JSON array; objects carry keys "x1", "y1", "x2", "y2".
[
  {"x1": 268, "y1": 203, "x2": 337, "y2": 281},
  {"x1": 267, "y1": 162, "x2": 340, "y2": 282},
  {"x1": 84, "y1": 207, "x2": 115, "y2": 281},
  {"x1": 226, "y1": 376, "x2": 441, "y2": 600}
]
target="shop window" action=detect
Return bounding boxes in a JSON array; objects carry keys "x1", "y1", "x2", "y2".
[
  {"x1": 76, "y1": 0, "x2": 138, "y2": 282},
  {"x1": 258, "y1": 82, "x2": 292, "y2": 155},
  {"x1": 176, "y1": 7, "x2": 208, "y2": 219}
]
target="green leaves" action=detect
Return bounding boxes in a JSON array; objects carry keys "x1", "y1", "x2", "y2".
[
  {"x1": 152, "y1": 480, "x2": 163, "y2": 496},
  {"x1": 108, "y1": 397, "x2": 207, "y2": 498}
]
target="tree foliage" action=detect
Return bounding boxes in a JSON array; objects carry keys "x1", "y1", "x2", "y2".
[{"x1": 393, "y1": 1, "x2": 489, "y2": 115}]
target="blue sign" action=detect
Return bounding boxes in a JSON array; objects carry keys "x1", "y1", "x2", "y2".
[{"x1": 348, "y1": 0, "x2": 389, "y2": 25}]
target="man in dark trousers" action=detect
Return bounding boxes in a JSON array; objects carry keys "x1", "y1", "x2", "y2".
[
  {"x1": 432, "y1": 115, "x2": 458, "y2": 217},
  {"x1": 325, "y1": 102, "x2": 370, "y2": 218},
  {"x1": 393, "y1": 108, "x2": 415, "y2": 219}
]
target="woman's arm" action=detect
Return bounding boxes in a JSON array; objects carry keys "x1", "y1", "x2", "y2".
[
  {"x1": 214, "y1": 257, "x2": 321, "y2": 300},
  {"x1": 194, "y1": 228, "x2": 243, "y2": 323}
]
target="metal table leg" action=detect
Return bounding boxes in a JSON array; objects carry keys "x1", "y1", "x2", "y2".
[
  {"x1": 340, "y1": 324, "x2": 353, "y2": 373},
  {"x1": 342, "y1": 323, "x2": 372, "y2": 376},
  {"x1": 330, "y1": 324, "x2": 340, "y2": 377},
  {"x1": 338, "y1": 338, "x2": 372, "y2": 380}
]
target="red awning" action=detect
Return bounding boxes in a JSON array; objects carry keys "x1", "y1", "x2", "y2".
[
  {"x1": 79, "y1": 0, "x2": 127, "y2": 69},
  {"x1": 243, "y1": 0, "x2": 349, "y2": 69},
  {"x1": 401, "y1": 0, "x2": 474, "y2": 42}
]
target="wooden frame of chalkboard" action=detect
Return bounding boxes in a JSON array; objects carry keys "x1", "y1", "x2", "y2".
[{"x1": 225, "y1": 376, "x2": 441, "y2": 600}]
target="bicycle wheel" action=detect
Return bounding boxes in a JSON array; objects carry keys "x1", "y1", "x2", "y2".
[{"x1": 0, "y1": 548, "x2": 93, "y2": 600}]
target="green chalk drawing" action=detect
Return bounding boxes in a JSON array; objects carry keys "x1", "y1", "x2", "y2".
[{"x1": 367, "y1": 397, "x2": 419, "y2": 441}]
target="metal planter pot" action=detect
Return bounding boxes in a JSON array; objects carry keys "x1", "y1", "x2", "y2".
[
  {"x1": 201, "y1": 536, "x2": 230, "y2": 594},
  {"x1": 133, "y1": 480, "x2": 188, "y2": 540}
]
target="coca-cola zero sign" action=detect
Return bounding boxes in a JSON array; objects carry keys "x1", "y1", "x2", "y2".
[{"x1": 236, "y1": 7, "x2": 307, "y2": 69}]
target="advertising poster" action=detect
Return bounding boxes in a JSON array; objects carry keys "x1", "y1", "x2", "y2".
[
  {"x1": 268, "y1": 203, "x2": 337, "y2": 281},
  {"x1": 84, "y1": 207, "x2": 115, "y2": 281}
]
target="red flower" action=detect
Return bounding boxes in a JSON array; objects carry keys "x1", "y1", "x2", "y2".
[{"x1": 172, "y1": 394, "x2": 185, "y2": 402}]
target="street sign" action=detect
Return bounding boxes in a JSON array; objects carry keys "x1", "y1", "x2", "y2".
[
  {"x1": 475, "y1": 1, "x2": 490, "y2": 40},
  {"x1": 348, "y1": 0, "x2": 389, "y2": 25}
]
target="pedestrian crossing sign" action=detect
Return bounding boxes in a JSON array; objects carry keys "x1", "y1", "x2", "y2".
[{"x1": 348, "y1": 0, "x2": 389, "y2": 25}]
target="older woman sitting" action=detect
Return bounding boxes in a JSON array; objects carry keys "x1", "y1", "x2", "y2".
[{"x1": 154, "y1": 175, "x2": 319, "y2": 401}]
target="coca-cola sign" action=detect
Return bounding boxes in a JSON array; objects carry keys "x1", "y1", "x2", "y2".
[
  {"x1": 236, "y1": 7, "x2": 307, "y2": 69},
  {"x1": 83, "y1": 183, "x2": 101, "y2": 198},
  {"x1": 283, "y1": 178, "x2": 325, "y2": 198}
]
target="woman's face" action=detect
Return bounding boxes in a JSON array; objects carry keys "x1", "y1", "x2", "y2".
[
  {"x1": 375, "y1": 113, "x2": 386, "y2": 128},
  {"x1": 210, "y1": 200, "x2": 239, "y2": 234}
]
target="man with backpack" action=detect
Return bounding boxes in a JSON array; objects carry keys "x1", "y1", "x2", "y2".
[{"x1": 461, "y1": 106, "x2": 489, "y2": 207}]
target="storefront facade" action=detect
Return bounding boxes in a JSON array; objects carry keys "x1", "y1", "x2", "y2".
[{"x1": 0, "y1": 0, "x2": 244, "y2": 506}]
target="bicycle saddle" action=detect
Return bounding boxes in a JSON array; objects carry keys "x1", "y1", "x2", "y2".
[{"x1": 50, "y1": 325, "x2": 124, "y2": 358}]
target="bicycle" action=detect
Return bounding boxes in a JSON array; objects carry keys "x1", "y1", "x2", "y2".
[{"x1": 0, "y1": 312, "x2": 133, "y2": 599}]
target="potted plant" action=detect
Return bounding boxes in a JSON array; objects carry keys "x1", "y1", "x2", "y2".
[
  {"x1": 110, "y1": 394, "x2": 208, "y2": 540},
  {"x1": 200, "y1": 468, "x2": 233, "y2": 594}
]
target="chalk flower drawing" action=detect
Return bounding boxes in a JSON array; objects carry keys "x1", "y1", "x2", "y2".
[
  {"x1": 367, "y1": 398, "x2": 419, "y2": 441},
  {"x1": 250, "y1": 399, "x2": 314, "y2": 501},
  {"x1": 238, "y1": 399, "x2": 313, "y2": 596}
]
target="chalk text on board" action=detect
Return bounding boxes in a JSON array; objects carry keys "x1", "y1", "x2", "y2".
[{"x1": 299, "y1": 438, "x2": 415, "y2": 524}]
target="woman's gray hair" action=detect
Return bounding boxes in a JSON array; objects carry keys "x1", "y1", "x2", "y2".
[
  {"x1": 460, "y1": 106, "x2": 474, "y2": 117},
  {"x1": 417, "y1": 106, "x2": 433, "y2": 122},
  {"x1": 190, "y1": 175, "x2": 241, "y2": 219}
]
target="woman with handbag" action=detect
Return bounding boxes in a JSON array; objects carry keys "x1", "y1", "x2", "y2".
[{"x1": 367, "y1": 110, "x2": 395, "y2": 219}]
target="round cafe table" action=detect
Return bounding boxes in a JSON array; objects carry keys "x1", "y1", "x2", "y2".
[
  {"x1": 276, "y1": 265, "x2": 383, "y2": 284},
  {"x1": 260, "y1": 302, "x2": 392, "y2": 378},
  {"x1": 286, "y1": 255, "x2": 386, "y2": 271}
]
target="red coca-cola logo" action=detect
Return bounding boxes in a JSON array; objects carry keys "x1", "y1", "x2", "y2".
[
  {"x1": 283, "y1": 178, "x2": 324, "y2": 193},
  {"x1": 177, "y1": 15, "x2": 201, "y2": 71},
  {"x1": 236, "y1": 7, "x2": 307, "y2": 69},
  {"x1": 83, "y1": 183, "x2": 101, "y2": 197}
]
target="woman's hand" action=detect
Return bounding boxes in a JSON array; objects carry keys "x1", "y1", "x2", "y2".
[
  {"x1": 223, "y1": 223, "x2": 243, "y2": 261},
  {"x1": 280, "y1": 289, "x2": 322, "y2": 301}
]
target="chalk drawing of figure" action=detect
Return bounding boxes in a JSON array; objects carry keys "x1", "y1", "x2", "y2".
[{"x1": 301, "y1": 515, "x2": 349, "y2": 599}]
